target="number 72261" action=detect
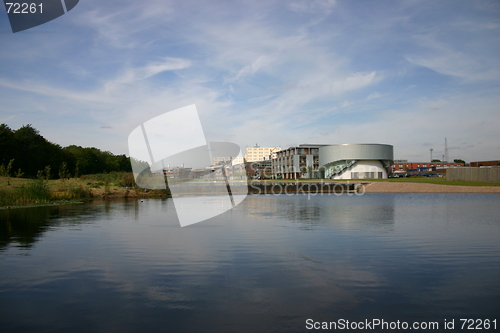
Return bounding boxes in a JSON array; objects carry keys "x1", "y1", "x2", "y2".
[{"x1": 5, "y1": 3, "x2": 43, "y2": 14}]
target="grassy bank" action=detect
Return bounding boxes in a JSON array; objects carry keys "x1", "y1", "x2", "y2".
[
  {"x1": 0, "y1": 172, "x2": 170, "y2": 207},
  {"x1": 3, "y1": 174, "x2": 499, "y2": 208},
  {"x1": 363, "y1": 177, "x2": 500, "y2": 187}
]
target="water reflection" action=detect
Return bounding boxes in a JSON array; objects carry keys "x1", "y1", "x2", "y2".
[
  {"x1": 0, "y1": 194, "x2": 499, "y2": 332},
  {"x1": 320, "y1": 194, "x2": 395, "y2": 231},
  {"x1": 0, "y1": 199, "x2": 151, "y2": 251},
  {"x1": 1, "y1": 206, "x2": 54, "y2": 250},
  {"x1": 243, "y1": 194, "x2": 395, "y2": 231},
  {"x1": 0, "y1": 204, "x2": 101, "y2": 250}
]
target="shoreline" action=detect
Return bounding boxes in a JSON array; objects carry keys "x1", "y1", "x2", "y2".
[
  {"x1": 2, "y1": 181, "x2": 500, "y2": 209},
  {"x1": 361, "y1": 182, "x2": 500, "y2": 193}
]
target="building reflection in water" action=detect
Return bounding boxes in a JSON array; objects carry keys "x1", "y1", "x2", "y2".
[{"x1": 243, "y1": 193, "x2": 395, "y2": 231}]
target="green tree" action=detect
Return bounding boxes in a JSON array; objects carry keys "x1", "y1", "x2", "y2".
[
  {"x1": 2, "y1": 124, "x2": 134, "y2": 178},
  {"x1": 44, "y1": 165, "x2": 51, "y2": 181},
  {"x1": 74, "y1": 162, "x2": 80, "y2": 178},
  {"x1": 13, "y1": 124, "x2": 46, "y2": 177},
  {"x1": 454, "y1": 159, "x2": 466, "y2": 164},
  {"x1": 432, "y1": 159, "x2": 441, "y2": 162},
  {"x1": 0, "y1": 124, "x2": 16, "y2": 166},
  {"x1": 16, "y1": 168, "x2": 24, "y2": 178},
  {"x1": 59, "y1": 162, "x2": 69, "y2": 181},
  {"x1": 0, "y1": 159, "x2": 15, "y2": 185},
  {"x1": 12, "y1": 124, "x2": 67, "y2": 178}
]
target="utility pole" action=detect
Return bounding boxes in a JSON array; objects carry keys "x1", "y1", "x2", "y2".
[{"x1": 430, "y1": 148, "x2": 433, "y2": 162}]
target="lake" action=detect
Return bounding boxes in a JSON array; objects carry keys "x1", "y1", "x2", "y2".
[{"x1": 1, "y1": 193, "x2": 499, "y2": 332}]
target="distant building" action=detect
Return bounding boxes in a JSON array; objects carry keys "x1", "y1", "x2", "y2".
[
  {"x1": 212, "y1": 156, "x2": 245, "y2": 167},
  {"x1": 189, "y1": 169, "x2": 208, "y2": 178},
  {"x1": 246, "y1": 160, "x2": 273, "y2": 179},
  {"x1": 272, "y1": 144, "x2": 324, "y2": 179},
  {"x1": 163, "y1": 167, "x2": 192, "y2": 178},
  {"x1": 470, "y1": 160, "x2": 500, "y2": 167},
  {"x1": 212, "y1": 156, "x2": 231, "y2": 166},
  {"x1": 245, "y1": 145, "x2": 281, "y2": 162},
  {"x1": 392, "y1": 161, "x2": 464, "y2": 172},
  {"x1": 231, "y1": 156, "x2": 245, "y2": 166}
]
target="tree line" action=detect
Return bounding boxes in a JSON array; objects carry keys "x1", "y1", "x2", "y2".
[{"x1": 0, "y1": 124, "x2": 132, "y2": 179}]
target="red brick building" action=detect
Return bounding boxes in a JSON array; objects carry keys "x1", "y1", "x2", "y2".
[
  {"x1": 470, "y1": 160, "x2": 500, "y2": 167},
  {"x1": 392, "y1": 162, "x2": 464, "y2": 171}
]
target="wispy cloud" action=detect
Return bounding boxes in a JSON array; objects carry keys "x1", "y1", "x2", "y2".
[
  {"x1": 0, "y1": 78, "x2": 111, "y2": 103},
  {"x1": 119, "y1": 58, "x2": 191, "y2": 82},
  {"x1": 367, "y1": 92, "x2": 381, "y2": 100},
  {"x1": 287, "y1": 0, "x2": 336, "y2": 14}
]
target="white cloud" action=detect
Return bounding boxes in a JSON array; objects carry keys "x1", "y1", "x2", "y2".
[
  {"x1": 341, "y1": 100, "x2": 351, "y2": 108},
  {"x1": 287, "y1": 0, "x2": 336, "y2": 14},
  {"x1": 405, "y1": 17, "x2": 500, "y2": 81},
  {"x1": 331, "y1": 72, "x2": 379, "y2": 95},
  {"x1": 406, "y1": 49, "x2": 499, "y2": 81},
  {"x1": 367, "y1": 92, "x2": 381, "y2": 100},
  {"x1": 228, "y1": 55, "x2": 274, "y2": 82},
  {"x1": 106, "y1": 57, "x2": 191, "y2": 91},
  {"x1": 0, "y1": 78, "x2": 111, "y2": 103}
]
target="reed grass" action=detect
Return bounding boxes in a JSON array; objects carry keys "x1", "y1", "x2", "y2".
[{"x1": 0, "y1": 178, "x2": 52, "y2": 206}]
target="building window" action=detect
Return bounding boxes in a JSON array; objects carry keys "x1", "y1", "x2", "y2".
[
  {"x1": 351, "y1": 172, "x2": 359, "y2": 179},
  {"x1": 378, "y1": 172, "x2": 383, "y2": 179}
]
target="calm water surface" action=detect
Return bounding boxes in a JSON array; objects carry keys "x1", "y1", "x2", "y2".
[{"x1": 1, "y1": 193, "x2": 499, "y2": 332}]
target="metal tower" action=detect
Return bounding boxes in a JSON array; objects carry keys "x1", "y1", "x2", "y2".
[{"x1": 444, "y1": 138, "x2": 449, "y2": 163}]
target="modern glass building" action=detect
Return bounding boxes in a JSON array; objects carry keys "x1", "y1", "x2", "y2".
[
  {"x1": 271, "y1": 143, "x2": 393, "y2": 180},
  {"x1": 319, "y1": 144, "x2": 393, "y2": 179}
]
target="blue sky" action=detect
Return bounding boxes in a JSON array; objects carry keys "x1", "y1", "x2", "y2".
[{"x1": 1, "y1": 0, "x2": 499, "y2": 162}]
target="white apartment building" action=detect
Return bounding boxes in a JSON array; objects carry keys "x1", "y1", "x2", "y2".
[
  {"x1": 211, "y1": 156, "x2": 245, "y2": 166},
  {"x1": 245, "y1": 145, "x2": 281, "y2": 162}
]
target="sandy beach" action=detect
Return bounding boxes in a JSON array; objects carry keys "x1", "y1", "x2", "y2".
[{"x1": 362, "y1": 182, "x2": 500, "y2": 193}]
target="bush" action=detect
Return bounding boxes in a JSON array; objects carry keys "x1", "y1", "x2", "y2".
[
  {"x1": 67, "y1": 185, "x2": 93, "y2": 199},
  {"x1": 81, "y1": 172, "x2": 136, "y2": 188},
  {"x1": 119, "y1": 172, "x2": 135, "y2": 188}
]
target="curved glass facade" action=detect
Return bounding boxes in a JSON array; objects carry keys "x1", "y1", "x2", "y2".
[{"x1": 319, "y1": 144, "x2": 394, "y2": 179}]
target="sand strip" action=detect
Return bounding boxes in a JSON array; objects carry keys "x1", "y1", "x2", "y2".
[{"x1": 362, "y1": 182, "x2": 500, "y2": 193}]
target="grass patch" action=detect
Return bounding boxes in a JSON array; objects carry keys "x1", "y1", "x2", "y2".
[
  {"x1": 0, "y1": 178, "x2": 52, "y2": 206},
  {"x1": 365, "y1": 177, "x2": 500, "y2": 186},
  {"x1": 1, "y1": 172, "x2": 170, "y2": 207},
  {"x1": 250, "y1": 177, "x2": 500, "y2": 186}
]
